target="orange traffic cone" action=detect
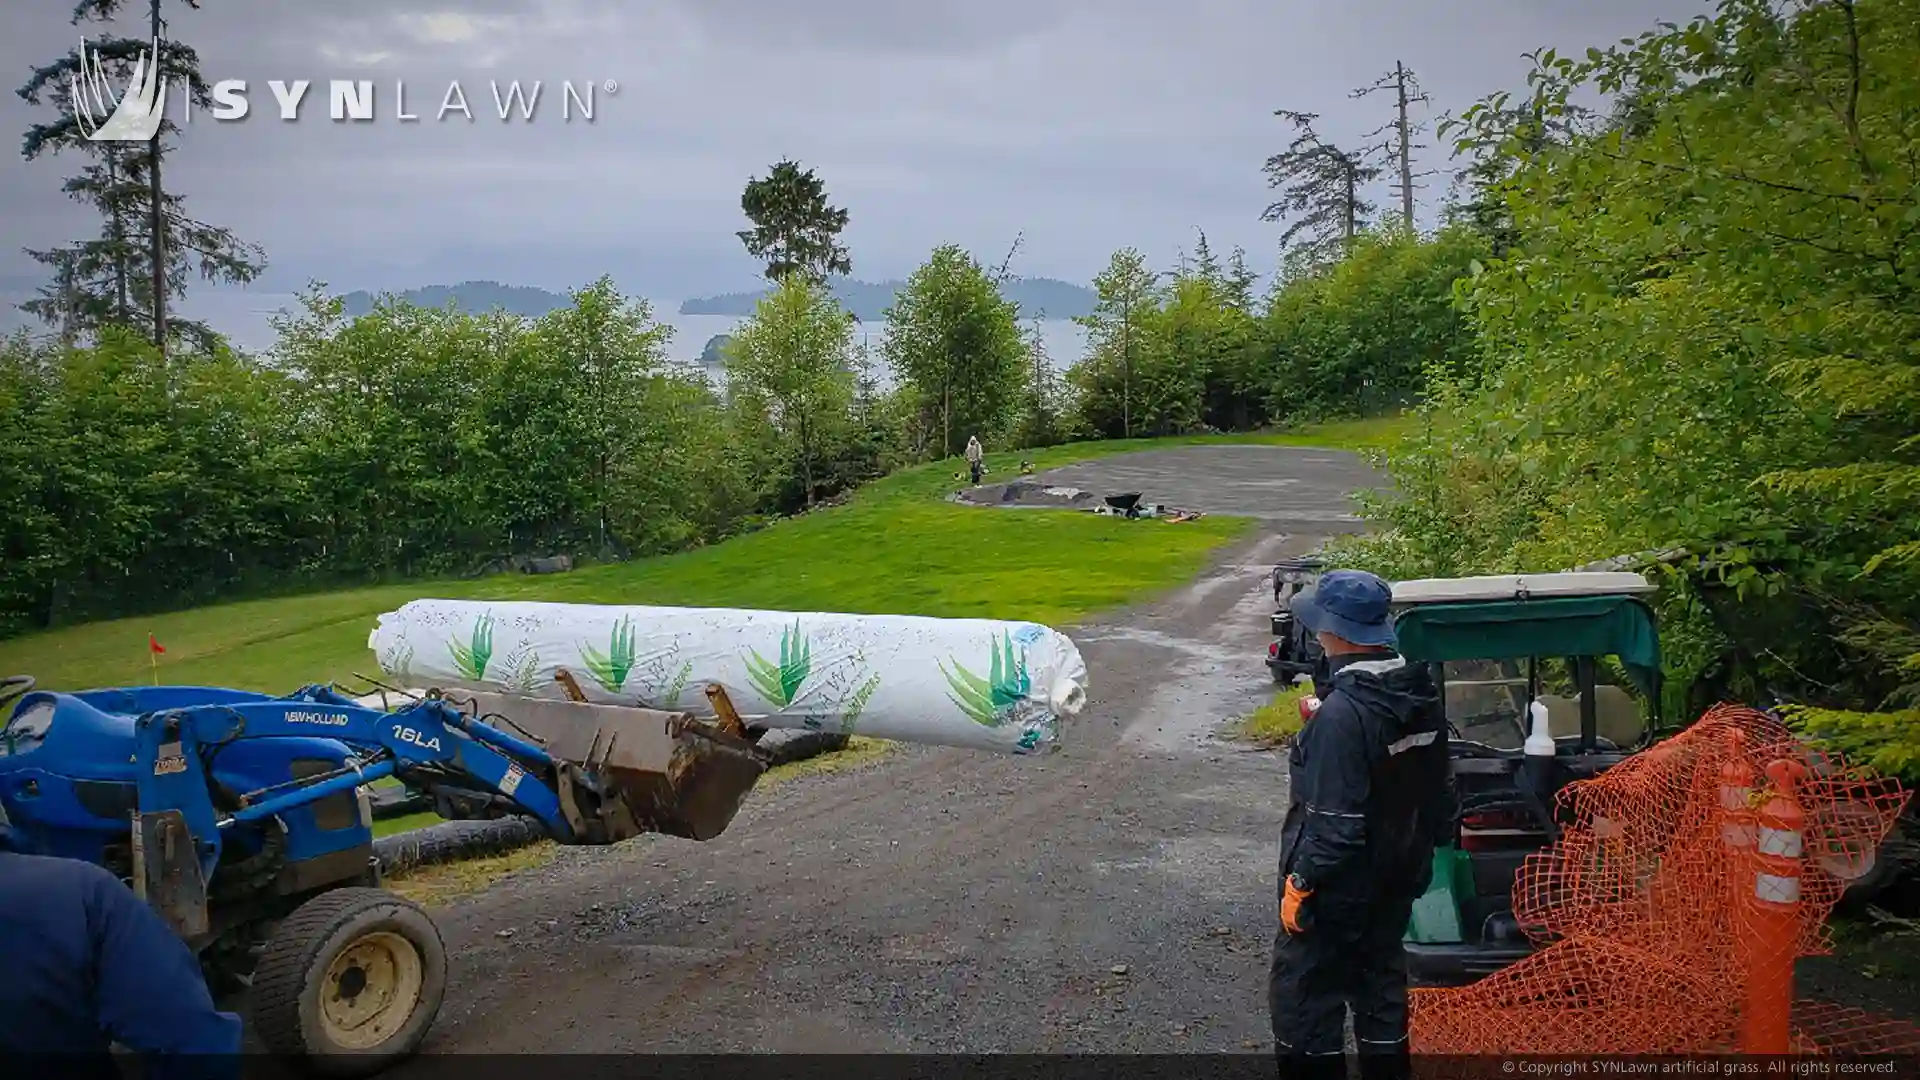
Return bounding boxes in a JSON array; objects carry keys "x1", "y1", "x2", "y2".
[
  {"x1": 1740, "y1": 757, "x2": 1808, "y2": 1054},
  {"x1": 1719, "y1": 730, "x2": 1756, "y2": 888}
]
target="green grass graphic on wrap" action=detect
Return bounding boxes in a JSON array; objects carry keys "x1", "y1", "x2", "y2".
[
  {"x1": 661, "y1": 659, "x2": 693, "y2": 708},
  {"x1": 744, "y1": 620, "x2": 812, "y2": 707},
  {"x1": 940, "y1": 632, "x2": 1032, "y2": 728},
  {"x1": 448, "y1": 614, "x2": 494, "y2": 681},
  {"x1": 841, "y1": 671, "x2": 882, "y2": 734},
  {"x1": 581, "y1": 615, "x2": 638, "y2": 692},
  {"x1": 380, "y1": 641, "x2": 415, "y2": 684},
  {"x1": 504, "y1": 646, "x2": 541, "y2": 693}
]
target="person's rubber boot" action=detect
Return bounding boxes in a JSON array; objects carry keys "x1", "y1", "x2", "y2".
[
  {"x1": 1277, "y1": 1051, "x2": 1350, "y2": 1080},
  {"x1": 1357, "y1": 1047, "x2": 1411, "y2": 1080}
]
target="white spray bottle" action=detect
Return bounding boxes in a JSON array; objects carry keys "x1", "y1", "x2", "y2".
[
  {"x1": 1523, "y1": 700, "x2": 1555, "y2": 758},
  {"x1": 1523, "y1": 699, "x2": 1555, "y2": 798}
]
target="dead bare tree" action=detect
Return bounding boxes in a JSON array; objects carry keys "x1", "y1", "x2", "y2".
[
  {"x1": 991, "y1": 231, "x2": 1025, "y2": 285},
  {"x1": 1353, "y1": 60, "x2": 1435, "y2": 232}
]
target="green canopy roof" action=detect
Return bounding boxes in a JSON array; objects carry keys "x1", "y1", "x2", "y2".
[{"x1": 1393, "y1": 594, "x2": 1662, "y2": 698}]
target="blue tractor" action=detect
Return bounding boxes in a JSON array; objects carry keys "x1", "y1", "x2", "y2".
[{"x1": 0, "y1": 674, "x2": 770, "y2": 1073}]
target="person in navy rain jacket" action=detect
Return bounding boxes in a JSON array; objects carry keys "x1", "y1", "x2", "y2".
[
  {"x1": 1269, "y1": 569, "x2": 1452, "y2": 1080},
  {"x1": 0, "y1": 800, "x2": 243, "y2": 1079}
]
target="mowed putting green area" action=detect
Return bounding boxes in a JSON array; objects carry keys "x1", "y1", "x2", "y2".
[{"x1": 0, "y1": 421, "x2": 1403, "y2": 693}]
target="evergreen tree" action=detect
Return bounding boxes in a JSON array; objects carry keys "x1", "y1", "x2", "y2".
[
  {"x1": 1353, "y1": 61, "x2": 1433, "y2": 232},
  {"x1": 1190, "y1": 229, "x2": 1222, "y2": 288},
  {"x1": 1223, "y1": 247, "x2": 1259, "y2": 311},
  {"x1": 737, "y1": 160, "x2": 853, "y2": 284},
  {"x1": 17, "y1": 1, "x2": 264, "y2": 355},
  {"x1": 1011, "y1": 317, "x2": 1067, "y2": 449},
  {"x1": 1261, "y1": 111, "x2": 1382, "y2": 269}
]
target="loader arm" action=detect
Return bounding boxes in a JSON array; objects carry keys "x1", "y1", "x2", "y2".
[{"x1": 131, "y1": 689, "x2": 580, "y2": 882}]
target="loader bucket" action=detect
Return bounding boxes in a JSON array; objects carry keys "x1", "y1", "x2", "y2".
[{"x1": 450, "y1": 690, "x2": 768, "y2": 843}]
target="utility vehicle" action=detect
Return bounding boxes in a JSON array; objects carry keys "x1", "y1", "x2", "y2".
[
  {"x1": 1268, "y1": 564, "x2": 1904, "y2": 983},
  {"x1": 1387, "y1": 570, "x2": 1665, "y2": 984},
  {"x1": 1266, "y1": 555, "x2": 1328, "y2": 684}
]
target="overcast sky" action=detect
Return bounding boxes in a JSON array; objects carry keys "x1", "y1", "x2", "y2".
[{"x1": 0, "y1": 0, "x2": 1715, "y2": 302}]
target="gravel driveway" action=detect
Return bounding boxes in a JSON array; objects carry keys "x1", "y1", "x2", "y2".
[
  {"x1": 1007, "y1": 444, "x2": 1383, "y2": 523},
  {"x1": 391, "y1": 446, "x2": 1381, "y2": 1058}
]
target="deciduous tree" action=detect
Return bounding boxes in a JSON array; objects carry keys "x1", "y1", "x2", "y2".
[
  {"x1": 723, "y1": 275, "x2": 858, "y2": 507},
  {"x1": 1069, "y1": 249, "x2": 1162, "y2": 439},
  {"x1": 1343, "y1": 0, "x2": 1920, "y2": 770},
  {"x1": 882, "y1": 245, "x2": 1027, "y2": 458}
]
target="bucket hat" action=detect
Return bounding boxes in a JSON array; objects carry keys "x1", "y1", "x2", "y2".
[{"x1": 1289, "y1": 569, "x2": 1397, "y2": 649}]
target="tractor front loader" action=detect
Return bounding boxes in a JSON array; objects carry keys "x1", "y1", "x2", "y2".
[{"x1": 0, "y1": 673, "x2": 771, "y2": 1075}]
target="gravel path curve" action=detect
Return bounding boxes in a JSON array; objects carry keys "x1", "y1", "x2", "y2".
[{"x1": 387, "y1": 446, "x2": 1380, "y2": 1059}]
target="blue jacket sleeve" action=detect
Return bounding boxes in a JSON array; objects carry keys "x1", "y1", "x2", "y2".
[
  {"x1": 1290, "y1": 694, "x2": 1375, "y2": 890},
  {"x1": 83, "y1": 864, "x2": 243, "y2": 1077}
]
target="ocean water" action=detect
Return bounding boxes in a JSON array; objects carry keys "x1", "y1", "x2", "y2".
[{"x1": 0, "y1": 288, "x2": 1091, "y2": 386}]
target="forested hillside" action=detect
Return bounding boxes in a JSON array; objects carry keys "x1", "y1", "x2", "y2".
[{"x1": 1335, "y1": 0, "x2": 1920, "y2": 775}]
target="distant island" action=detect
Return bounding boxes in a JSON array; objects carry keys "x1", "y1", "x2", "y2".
[
  {"x1": 326, "y1": 275, "x2": 1101, "y2": 324},
  {"x1": 338, "y1": 281, "x2": 570, "y2": 318},
  {"x1": 680, "y1": 276, "x2": 1097, "y2": 320},
  {"x1": 699, "y1": 334, "x2": 732, "y2": 366}
]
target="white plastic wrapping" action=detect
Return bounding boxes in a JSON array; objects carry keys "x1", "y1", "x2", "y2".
[{"x1": 366, "y1": 600, "x2": 1087, "y2": 755}]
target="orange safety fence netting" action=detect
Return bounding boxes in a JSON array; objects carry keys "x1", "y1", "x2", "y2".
[{"x1": 1409, "y1": 703, "x2": 1917, "y2": 1056}]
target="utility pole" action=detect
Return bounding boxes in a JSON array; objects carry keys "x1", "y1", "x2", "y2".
[{"x1": 148, "y1": 0, "x2": 169, "y2": 358}]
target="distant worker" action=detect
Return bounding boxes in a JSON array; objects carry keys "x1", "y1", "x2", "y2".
[
  {"x1": 0, "y1": 801, "x2": 243, "y2": 1080},
  {"x1": 965, "y1": 435, "x2": 985, "y2": 485},
  {"x1": 1270, "y1": 569, "x2": 1451, "y2": 1080}
]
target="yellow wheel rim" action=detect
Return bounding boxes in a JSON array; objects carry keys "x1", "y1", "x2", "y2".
[{"x1": 318, "y1": 931, "x2": 424, "y2": 1051}]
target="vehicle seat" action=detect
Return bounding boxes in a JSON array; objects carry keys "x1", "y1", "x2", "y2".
[
  {"x1": 1538, "y1": 694, "x2": 1580, "y2": 739},
  {"x1": 1581, "y1": 684, "x2": 1644, "y2": 748},
  {"x1": 1445, "y1": 681, "x2": 1526, "y2": 748}
]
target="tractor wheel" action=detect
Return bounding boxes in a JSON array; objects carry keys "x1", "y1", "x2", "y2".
[{"x1": 250, "y1": 887, "x2": 447, "y2": 1075}]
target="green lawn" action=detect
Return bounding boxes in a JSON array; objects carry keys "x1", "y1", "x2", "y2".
[
  {"x1": 0, "y1": 418, "x2": 1403, "y2": 692},
  {"x1": 372, "y1": 810, "x2": 442, "y2": 838},
  {"x1": 1238, "y1": 682, "x2": 1316, "y2": 745}
]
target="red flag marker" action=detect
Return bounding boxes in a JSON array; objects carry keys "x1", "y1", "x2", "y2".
[
  {"x1": 149, "y1": 633, "x2": 166, "y2": 655},
  {"x1": 148, "y1": 633, "x2": 164, "y2": 685}
]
